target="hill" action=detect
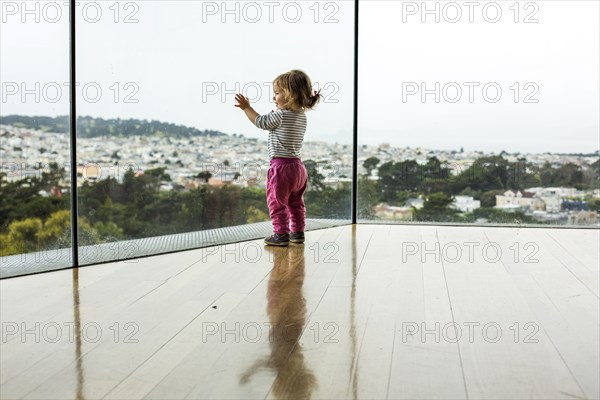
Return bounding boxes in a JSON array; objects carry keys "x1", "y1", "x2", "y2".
[{"x1": 0, "y1": 115, "x2": 224, "y2": 138}]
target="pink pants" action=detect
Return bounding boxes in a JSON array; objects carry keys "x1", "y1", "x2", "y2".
[{"x1": 266, "y1": 157, "x2": 308, "y2": 234}]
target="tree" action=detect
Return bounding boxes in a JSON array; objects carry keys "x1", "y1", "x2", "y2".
[
  {"x1": 197, "y1": 171, "x2": 212, "y2": 183},
  {"x1": 305, "y1": 184, "x2": 351, "y2": 219},
  {"x1": 535, "y1": 161, "x2": 586, "y2": 189},
  {"x1": 145, "y1": 167, "x2": 171, "y2": 182},
  {"x1": 357, "y1": 176, "x2": 378, "y2": 219},
  {"x1": 480, "y1": 190, "x2": 504, "y2": 208},
  {"x1": 37, "y1": 209, "x2": 70, "y2": 247},
  {"x1": 377, "y1": 160, "x2": 421, "y2": 203},
  {"x1": 450, "y1": 156, "x2": 508, "y2": 193},
  {"x1": 412, "y1": 192, "x2": 460, "y2": 222},
  {"x1": 554, "y1": 163, "x2": 584, "y2": 188},
  {"x1": 303, "y1": 160, "x2": 326, "y2": 191},
  {"x1": 6, "y1": 218, "x2": 43, "y2": 253},
  {"x1": 583, "y1": 159, "x2": 600, "y2": 190},
  {"x1": 362, "y1": 157, "x2": 380, "y2": 177},
  {"x1": 246, "y1": 206, "x2": 269, "y2": 223},
  {"x1": 93, "y1": 221, "x2": 125, "y2": 241}
]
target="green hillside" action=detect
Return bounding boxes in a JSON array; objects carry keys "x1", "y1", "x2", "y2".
[{"x1": 0, "y1": 115, "x2": 224, "y2": 138}]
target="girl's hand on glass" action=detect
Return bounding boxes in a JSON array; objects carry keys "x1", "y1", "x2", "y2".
[{"x1": 235, "y1": 93, "x2": 250, "y2": 110}]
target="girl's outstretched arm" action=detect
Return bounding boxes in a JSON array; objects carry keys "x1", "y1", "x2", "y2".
[{"x1": 235, "y1": 93, "x2": 259, "y2": 125}]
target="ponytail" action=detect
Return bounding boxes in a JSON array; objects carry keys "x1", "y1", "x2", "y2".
[{"x1": 306, "y1": 89, "x2": 322, "y2": 110}]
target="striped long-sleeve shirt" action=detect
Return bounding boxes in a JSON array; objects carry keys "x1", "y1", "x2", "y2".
[{"x1": 254, "y1": 108, "x2": 306, "y2": 159}]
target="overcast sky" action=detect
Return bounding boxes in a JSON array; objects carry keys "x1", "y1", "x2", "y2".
[{"x1": 1, "y1": 0, "x2": 598, "y2": 154}]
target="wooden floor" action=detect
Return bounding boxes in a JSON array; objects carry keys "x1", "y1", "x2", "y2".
[{"x1": 1, "y1": 224, "x2": 598, "y2": 400}]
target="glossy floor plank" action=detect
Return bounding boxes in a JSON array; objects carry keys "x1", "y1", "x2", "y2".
[
  {"x1": 386, "y1": 225, "x2": 466, "y2": 400},
  {"x1": 1, "y1": 225, "x2": 598, "y2": 400},
  {"x1": 434, "y1": 226, "x2": 587, "y2": 399}
]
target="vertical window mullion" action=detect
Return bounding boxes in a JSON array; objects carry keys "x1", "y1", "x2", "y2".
[
  {"x1": 352, "y1": 0, "x2": 359, "y2": 224},
  {"x1": 69, "y1": 0, "x2": 79, "y2": 267}
]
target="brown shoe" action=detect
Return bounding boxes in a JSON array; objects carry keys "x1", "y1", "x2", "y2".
[
  {"x1": 264, "y1": 233, "x2": 290, "y2": 246},
  {"x1": 289, "y1": 232, "x2": 305, "y2": 244}
]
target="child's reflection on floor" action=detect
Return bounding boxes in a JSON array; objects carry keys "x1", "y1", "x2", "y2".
[{"x1": 240, "y1": 245, "x2": 317, "y2": 399}]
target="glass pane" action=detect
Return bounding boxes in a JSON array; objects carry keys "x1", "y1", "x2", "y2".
[
  {"x1": 1, "y1": 1, "x2": 72, "y2": 277},
  {"x1": 358, "y1": 0, "x2": 600, "y2": 227},
  {"x1": 75, "y1": 0, "x2": 354, "y2": 265}
]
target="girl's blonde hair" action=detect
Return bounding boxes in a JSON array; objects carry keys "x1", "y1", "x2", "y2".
[{"x1": 274, "y1": 70, "x2": 321, "y2": 112}]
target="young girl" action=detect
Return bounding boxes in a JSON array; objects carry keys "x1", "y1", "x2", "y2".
[{"x1": 235, "y1": 70, "x2": 321, "y2": 246}]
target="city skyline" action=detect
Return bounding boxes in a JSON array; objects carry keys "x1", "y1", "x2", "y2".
[
  {"x1": 3, "y1": 121, "x2": 598, "y2": 188},
  {"x1": 2, "y1": 114, "x2": 599, "y2": 157}
]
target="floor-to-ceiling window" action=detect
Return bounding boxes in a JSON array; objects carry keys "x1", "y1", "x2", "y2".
[
  {"x1": 1, "y1": 0, "x2": 73, "y2": 277},
  {"x1": 74, "y1": 0, "x2": 354, "y2": 266},
  {"x1": 357, "y1": 0, "x2": 600, "y2": 226}
]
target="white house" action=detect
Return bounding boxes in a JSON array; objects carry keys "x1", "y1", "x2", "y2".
[
  {"x1": 452, "y1": 195, "x2": 481, "y2": 212},
  {"x1": 495, "y1": 190, "x2": 544, "y2": 210}
]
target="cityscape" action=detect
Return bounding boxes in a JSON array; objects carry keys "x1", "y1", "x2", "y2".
[{"x1": 1, "y1": 118, "x2": 599, "y2": 227}]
